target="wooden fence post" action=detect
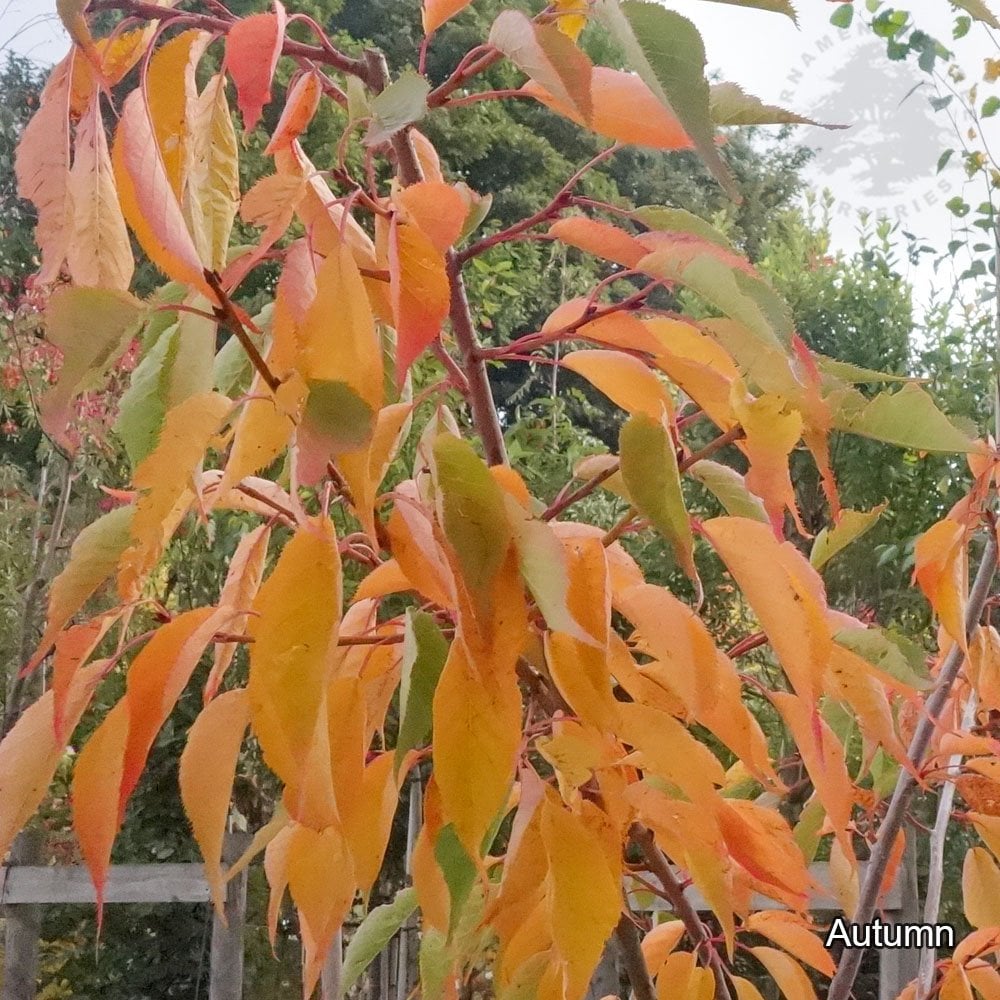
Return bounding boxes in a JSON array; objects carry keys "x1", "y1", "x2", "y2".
[
  {"x1": 879, "y1": 833, "x2": 921, "y2": 1000},
  {"x1": 209, "y1": 832, "x2": 251, "y2": 1000},
  {"x1": 2, "y1": 829, "x2": 45, "y2": 1000}
]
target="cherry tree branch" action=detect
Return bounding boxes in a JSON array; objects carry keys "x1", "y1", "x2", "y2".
[
  {"x1": 615, "y1": 912, "x2": 657, "y2": 1000},
  {"x1": 630, "y1": 824, "x2": 734, "y2": 1000},
  {"x1": 827, "y1": 533, "x2": 999, "y2": 1000}
]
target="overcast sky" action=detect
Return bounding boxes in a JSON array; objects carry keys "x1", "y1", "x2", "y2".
[{"x1": 2, "y1": 0, "x2": 999, "y2": 306}]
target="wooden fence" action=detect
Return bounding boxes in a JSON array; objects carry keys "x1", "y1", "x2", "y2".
[{"x1": 1, "y1": 833, "x2": 920, "y2": 1000}]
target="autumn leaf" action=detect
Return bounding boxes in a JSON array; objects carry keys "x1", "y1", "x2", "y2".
[
  {"x1": 225, "y1": 1, "x2": 288, "y2": 131},
  {"x1": 265, "y1": 71, "x2": 323, "y2": 155},
  {"x1": 180, "y1": 688, "x2": 250, "y2": 914},
  {"x1": 423, "y1": 0, "x2": 474, "y2": 34}
]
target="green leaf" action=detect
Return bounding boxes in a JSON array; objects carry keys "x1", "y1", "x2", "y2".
[
  {"x1": 366, "y1": 70, "x2": 431, "y2": 146},
  {"x1": 619, "y1": 413, "x2": 697, "y2": 583},
  {"x1": 641, "y1": 249, "x2": 792, "y2": 350},
  {"x1": 982, "y1": 96, "x2": 1000, "y2": 117},
  {"x1": 792, "y1": 797, "x2": 826, "y2": 862},
  {"x1": 213, "y1": 304, "x2": 272, "y2": 397},
  {"x1": 709, "y1": 82, "x2": 841, "y2": 128},
  {"x1": 29, "y1": 505, "x2": 136, "y2": 669},
  {"x1": 435, "y1": 823, "x2": 478, "y2": 935},
  {"x1": 41, "y1": 286, "x2": 146, "y2": 452},
  {"x1": 504, "y1": 496, "x2": 594, "y2": 643},
  {"x1": 696, "y1": 0, "x2": 797, "y2": 21},
  {"x1": 340, "y1": 887, "x2": 418, "y2": 997},
  {"x1": 632, "y1": 205, "x2": 733, "y2": 248},
  {"x1": 301, "y1": 379, "x2": 375, "y2": 453},
  {"x1": 810, "y1": 505, "x2": 886, "y2": 570},
  {"x1": 688, "y1": 460, "x2": 768, "y2": 522},
  {"x1": 951, "y1": 0, "x2": 999, "y2": 28},
  {"x1": 831, "y1": 382, "x2": 975, "y2": 453},
  {"x1": 816, "y1": 356, "x2": 912, "y2": 384},
  {"x1": 595, "y1": 0, "x2": 738, "y2": 199},
  {"x1": 433, "y1": 434, "x2": 513, "y2": 608},
  {"x1": 834, "y1": 627, "x2": 932, "y2": 690},
  {"x1": 419, "y1": 928, "x2": 451, "y2": 1000},
  {"x1": 396, "y1": 611, "x2": 449, "y2": 771},
  {"x1": 830, "y1": 3, "x2": 854, "y2": 27}
]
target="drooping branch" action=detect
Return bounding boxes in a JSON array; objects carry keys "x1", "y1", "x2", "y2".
[
  {"x1": 827, "y1": 533, "x2": 999, "y2": 1000},
  {"x1": 614, "y1": 912, "x2": 657, "y2": 1000},
  {"x1": 630, "y1": 823, "x2": 734, "y2": 1000}
]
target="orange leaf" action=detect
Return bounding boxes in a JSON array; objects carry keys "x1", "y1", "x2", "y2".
[
  {"x1": 265, "y1": 71, "x2": 322, "y2": 155},
  {"x1": 0, "y1": 660, "x2": 103, "y2": 862},
  {"x1": 394, "y1": 181, "x2": 468, "y2": 253},
  {"x1": 915, "y1": 517, "x2": 968, "y2": 651},
  {"x1": 179, "y1": 688, "x2": 250, "y2": 914},
  {"x1": 112, "y1": 89, "x2": 213, "y2": 296},
  {"x1": 423, "y1": 0, "x2": 473, "y2": 34},
  {"x1": 549, "y1": 217, "x2": 647, "y2": 268},
  {"x1": 52, "y1": 617, "x2": 116, "y2": 744},
  {"x1": 489, "y1": 10, "x2": 592, "y2": 124},
  {"x1": 15, "y1": 53, "x2": 73, "y2": 282},
  {"x1": 561, "y1": 350, "x2": 674, "y2": 421},
  {"x1": 389, "y1": 218, "x2": 451, "y2": 382},
  {"x1": 72, "y1": 700, "x2": 130, "y2": 918},
  {"x1": 287, "y1": 823, "x2": 357, "y2": 997},
  {"x1": 121, "y1": 608, "x2": 228, "y2": 812},
  {"x1": 524, "y1": 66, "x2": 693, "y2": 150},
  {"x1": 225, "y1": 1, "x2": 287, "y2": 131},
  {"x1": 341, "y1": 751, "x2": 400, "y2": 899},
  {"x1": 67, "y1": 90, "x2": 133, "y2": 289},
  {"x1": 204, "y1": 526, "x2": 272, "y2": 702}
]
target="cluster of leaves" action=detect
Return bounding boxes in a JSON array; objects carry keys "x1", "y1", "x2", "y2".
[{"x1": 8, "y1": 2, "x2": 1000, "y2": 1000}]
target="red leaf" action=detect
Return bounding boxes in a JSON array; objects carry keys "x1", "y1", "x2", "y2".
[{"x1": 225, "y1": 1, "x2": 287, "y2": 132}]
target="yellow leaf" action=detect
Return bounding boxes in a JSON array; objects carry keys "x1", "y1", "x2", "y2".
[
  {"x1": 342, "y1": 751, "x2": 399, "y2": 899},
  {"x1": 119, "y1": 392, "x2": 233, "y2": 598},
  {"x1": 640, "y1": 920, "x2": 686, "y2": 976},
  {"x1": 744, "y1": 912, "x2": 834, "y2": 977},
  {"x1": 248, "y1": 518, "x2": 342, "y2": 790},
  {"x1": 0, "y1": 661, "x2": 103, "y2": 862},
  {"x1": 964, "y1": 846, "x2": 1000, "y2": 928},
  {"x1": 733, "y1": 389, "x2": 804, "y2": 535},
  {"x1": 940, "y1": 967, "x2": 975, "y2": 1000},
  {"x1": 541, "y1": 796, "x2": 621, "y2": 1000},
  {"x1": 544, "y1": 537, "x2": 619, "y2": 729},
  {"x1": 810, "y1": 505, "x2": 886, "y2": 571},
  {"x1": 146, "y1": 30, "x2": 211, "y2": 198},
  {"x1": 562, "y1": 350, "x2": 675, "y2": 421},
  {"x1": 750, "y1": 946, "x2": 817, "y2": 1000},
  {"x1": 654, "y1": 952, "x2": 697, "y2": 1000},
  {"x1": 73, "y1": 700, "x2": 130, "y2": 916},
  {"x1": 185, "y1": 73, "x2": 240, "y2": 273},
  {"x1": 553, "y1": 0, "x2": 588, "y2": 40},
  {"x1": 732, "y1": 977, "x2": 768, "y2": 1000},
  {"x1": 179, "y1": 688, "x2": 250, "y2": 914},
  {"x1": 828, "y1": 836, "x2": 858, "y2": 919},
  {"x1": 772, "y1": 692, "x2": 855, "y2": 866},
  {"x1": 432, "y1": 638, "x2": 521, "y2": 857},
  {"x1": 67, "y1": 91, "x2": 133, "y2": 289},
  {"x1": 703, "y1": 517, "x2": 831, "y2": 704}
]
